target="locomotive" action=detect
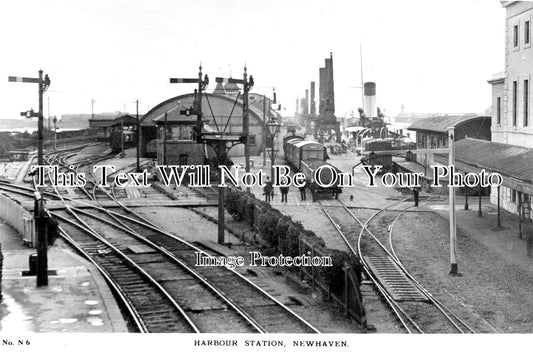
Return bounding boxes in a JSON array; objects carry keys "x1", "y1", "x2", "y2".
[
  {"x1": 283, "y1": 134, "x2": 342, "y2": 199},
  {"x1": 361, "y1": 138, "x2": 414, "y2": 172},
  {"x1": 109, "y1": 130, "x2": 137, "y2": 153}
]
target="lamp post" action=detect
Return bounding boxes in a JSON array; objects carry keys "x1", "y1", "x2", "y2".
[{"x1": 266, "y1": 117, "x2": 281, "y2": 179}]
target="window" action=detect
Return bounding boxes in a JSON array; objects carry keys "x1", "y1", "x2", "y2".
[
  {"x1": 526, "y1": 21, "x2": 530, "y2": 44},
  {"x1": 178, "y1": 154, "x2": 188, "y2": 165},
  {"x1": 511, "y1": 189, "x2": 517, "y2": 203},
  {"x1": 514, "y1": 25, "x2": 519, "y2": 47},
  {"x1": 247, "y1": 134, "x2": 256, "y2": 146},
  {"x1": 525, "y1": 79, "x2": 529, "y2": 127},
  {"x1": 170, "y1": 125, "x2": 194, "y2": 140},
  {"x1": 497, "y1": 97, "x2": 501, "y2": 125},
  {"x1": 513, "y1": 81, "x2": 518, "y2": 126}
]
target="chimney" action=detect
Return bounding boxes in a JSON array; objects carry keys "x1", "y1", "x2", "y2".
[
  {"x1": 304, "y1": 89, "x2": 309, "y2": 115},
  {"x1": 310, "y1": 82, "x2": 316, "y2": 115}
]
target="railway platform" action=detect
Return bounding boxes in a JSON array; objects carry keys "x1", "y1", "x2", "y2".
[
  {"x1": 427, "y1": 197, "x2": 533, "y2": 275},
  {"x1": 0, "y1": 221, "x2": 128, "y2": 332}
]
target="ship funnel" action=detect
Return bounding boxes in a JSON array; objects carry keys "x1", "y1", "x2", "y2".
[{"x1": 363, "y1": 82, "x2": 377, "y2": 118}]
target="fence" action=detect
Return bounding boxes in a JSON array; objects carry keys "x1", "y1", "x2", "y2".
[
  {"x1": 0, "y1": 243, "x2": 3, "y2": 301},
  {"x1": 226, "y1": 187, "x2": 367, "y2": 326},
  {"x1": 43, "y1": 135, "x2": 99, "y2": 149},
  {"x1": 299, "y1": 237, "x2": 366, "y2": 326}
]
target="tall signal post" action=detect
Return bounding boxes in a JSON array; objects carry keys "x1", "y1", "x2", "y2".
[
  {"x1": 8, "y1": 70, "x2": 51, "y2": 287},
  {"x1": 216, "y1": 68, "x2": 254, "y2": 193},
  {"x1": 134, "y1": 99, "x2": 141, "y2": 172},
  {"x1": 171, "y1": 65, "x2": 253, "y2": 245}
]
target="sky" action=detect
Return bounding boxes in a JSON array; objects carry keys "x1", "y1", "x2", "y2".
[{"x1": 0, "y1": 0, "x2": 505, "y2": 120}]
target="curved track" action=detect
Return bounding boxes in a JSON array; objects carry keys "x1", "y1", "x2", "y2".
[
  {"x1": 319, "y1": 198, "x2": 477, "y2": 333},
  {"x1": 12, "y1": 149, "x2": 321, "y2": 333}
]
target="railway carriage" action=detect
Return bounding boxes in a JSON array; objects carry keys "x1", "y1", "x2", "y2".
[
  {"x1": 109, "y1": 130, "x2": 137, "y2": 153},
  {"x1": 363, "y1": 138, "x2": 392, "y2": 172},
  {"x1": 362, "y1": 138, "x2": 415, "y2": 172},
  {"x1": 282, "y1": 134, "x2": 342, "y2": 199}
]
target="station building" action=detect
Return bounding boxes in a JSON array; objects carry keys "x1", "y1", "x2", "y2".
[
  {"x1": 481, "y1": 1, "x2": 533, "y2": 218},
  {"x1": 139, "y1": 84, "x2": 277, "y2": 166},
  {"x1": 397, "y1": 115, "x2": 491, "y2": 194},
  {"x1": 408, "y1": 115, "x2": 491, "y2": 168},
  {"x1": 406, "y1": 2, "x2": 533, "y2": 219},
  {"x1": 88, "y1": 113, "x2": 138, "y2": 141}
]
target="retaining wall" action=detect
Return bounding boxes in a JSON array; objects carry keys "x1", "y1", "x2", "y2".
[{"x1": 0, "y1": 193, "x2": 34, "y2": 246}]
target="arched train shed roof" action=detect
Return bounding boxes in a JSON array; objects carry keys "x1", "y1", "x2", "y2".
[{"x1": 140, "y1": 93, "x2": 267, "y2": 128}]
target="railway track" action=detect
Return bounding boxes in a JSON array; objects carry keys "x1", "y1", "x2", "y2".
[
  {"x1": 319, "y1": 198, "x2": 478, "y2": 334},
  {"x1": 17, "y1": 150, "x2": 320, "y2": 333}
]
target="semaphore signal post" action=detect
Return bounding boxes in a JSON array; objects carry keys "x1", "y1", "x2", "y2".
[{"x1": 8, "y1": 70, "x2": 51, "y2": 287}]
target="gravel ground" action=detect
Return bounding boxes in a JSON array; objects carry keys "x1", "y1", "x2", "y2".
[{"x1": 393, "y1": 210, "x2": 533, "y2": 333}]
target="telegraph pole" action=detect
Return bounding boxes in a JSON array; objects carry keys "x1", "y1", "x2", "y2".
[
  {"x1": 263, "y1": 95, "x2": 267, "y2": 167},
  {"x1": 215, "y1": 68, "x2": 254, "y2": 193},
  {"x1": 242, "y1": 66, "x2": 251, "y2": 193},
  {"x1": 53, "y1": 116, "x2": 57, "y2": 151},
  {"x1": 163, "y1": 112, "x2": 168, "y2": 165},
  {"x1": 47, "y1": 97, "x2": 51, "y2": 133},
  {"x1": 135, "y1": 99, "x2": 141, "y2": 172},
  {"x1": 120, "y1": 116, "x2": 125, "y2": 158},
  {"x1": 8, "y1": 69, "x2": 51, "y2": 286}
]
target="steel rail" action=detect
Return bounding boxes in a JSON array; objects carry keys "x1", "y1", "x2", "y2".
[
  {"x1": 387, "y1": 209, "x2": 477, "y2": 334},
  {"x1": 23, "y1": 151, "x2": 321, "y2": 333},
  {"x1": 54, "y1": 223, "x2": 148, "y2": 333},
  {"x1": 318, "y1": 200, "x2": 421, "y2": 333},
  {"x1": 69, "y1": 206, "x2": 267, "y2": 334},
  {"x1": 338, "y1": 198, "x2": 474, "y2": 333},
  {"x1": 50, "y1": 210, "x2": 200, "y2": 333},
  {"x1": 45, "y1": 164, "x2": 201, "y2": 333},
  {"x1": 347, "y1": 202, "x2": 467, "y2": 333},
  {"x1": 102, "y1": 207, "x2": 321, "y2": 334}
]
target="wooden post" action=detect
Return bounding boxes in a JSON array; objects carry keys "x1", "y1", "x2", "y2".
[
  {"x1": 311, "y1": 244, "x2": 316, "y2": 287},
  {"x1": 343, "y1": 264, "x2": 349, "y2": 318},
  {"x1": 299, "y1": 236, "x2": 303, "y2": 280},
  {"x1": 478, "y1": 183, "x2": 482, "y2": 217},
  {"x1": 243, "y1": 67, "x2": 250, "y2": 194},
  {"x1": 518, "y1": 192, "x2": 523, "y2": 239},
  {"x1": 497, "y1": 185, "x2": 502, "y2": 230},
  {"x1": 163, "y1": 112, "x2": 168, "y2": 165},
  {"x1": 263, "y1": 95, "x2": 267, "y2": 167}
]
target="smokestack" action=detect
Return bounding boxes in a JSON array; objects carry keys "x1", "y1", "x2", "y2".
[
  {"x1": 300, "y1": 98, "x2": 307, "y2": 116},
  {"x1": 310, "y1": 82, "x2": 316, "y2": 115},
  {"x1": 324, "y1": 53, "x2": 335, "y2": 113},
  {"x1": 304, "y1": 90, "x2": 309, "y2": 115},
  {"x1": 295, "y1": 97, "x2": 299, "y2": 116},
  {"x1": 319, "y1": 67, "x2": 325, "y2": 114},
  {"x1": 363, "y1": 82, "x2": 377, "y2": 118}
]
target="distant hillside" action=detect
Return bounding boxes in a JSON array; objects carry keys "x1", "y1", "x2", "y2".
[
  {"x1": 0, "y1": 112, "x2": 129, "y2": 131},
  {"x1": 61, "y1": 112, "x2": 127, "y2": 128}
]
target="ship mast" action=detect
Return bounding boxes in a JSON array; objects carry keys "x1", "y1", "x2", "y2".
[{"x1": 360, "y1": 38, "x2": 365, "y2": 112}]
